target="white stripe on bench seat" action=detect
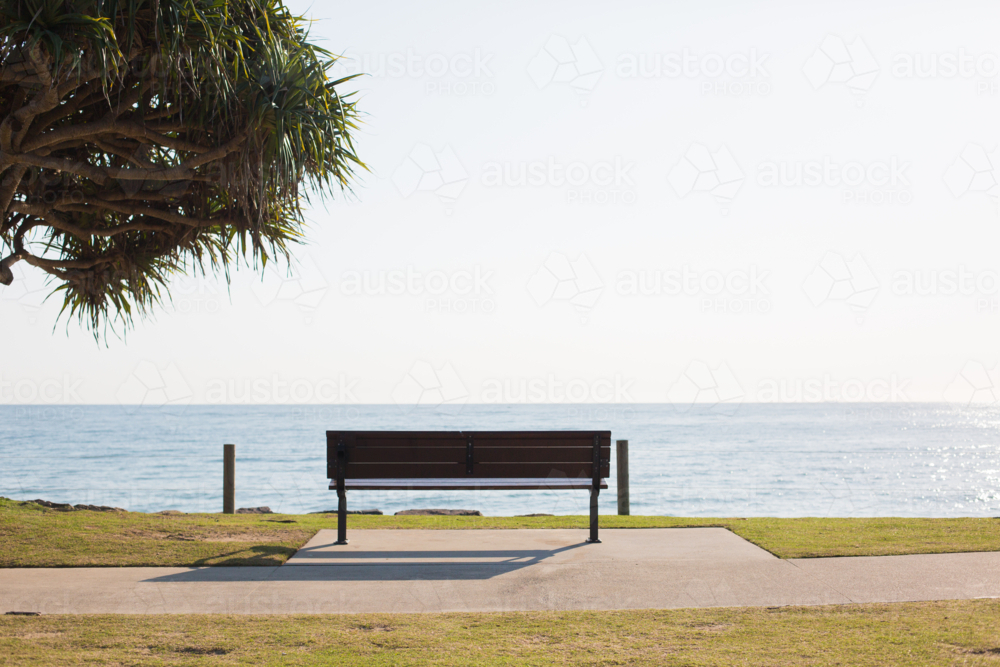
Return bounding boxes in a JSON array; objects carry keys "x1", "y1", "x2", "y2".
[{"x1": 329, "y1": 478, "x2": 608, "y2": 491}]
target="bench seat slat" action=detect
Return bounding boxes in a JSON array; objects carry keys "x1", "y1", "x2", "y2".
[
  {"x1": 330, "y1": 478, "x2": 609, "y2": 490},
  {"x1": 341, "y1": 462, "x2": 610, "y2": 479}
]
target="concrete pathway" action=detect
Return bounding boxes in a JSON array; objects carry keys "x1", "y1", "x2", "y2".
[{"x1": 2, "y1": 529, "x2": 999, "y2": 614}]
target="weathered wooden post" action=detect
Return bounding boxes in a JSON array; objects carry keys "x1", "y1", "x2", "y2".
[
  {"x1": 616, "y1": 439, "x2": 629, "y2": 515},
  {"x1": 223, "y1": 444, "x2": 235, "y2": 514}
]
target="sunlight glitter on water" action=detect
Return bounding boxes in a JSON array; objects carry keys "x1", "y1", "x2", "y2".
[{"x1": 2, "y1": 403, "x2": 999, "y2": 516}]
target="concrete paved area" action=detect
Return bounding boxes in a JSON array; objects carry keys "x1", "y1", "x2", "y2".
[{"x1": 2, "y1": 528, "x2": 999, "y2": 614}]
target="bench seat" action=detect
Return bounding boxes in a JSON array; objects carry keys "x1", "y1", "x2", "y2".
[{"x1": 330, "y1": 478, "x2": 609, "y2": 491}]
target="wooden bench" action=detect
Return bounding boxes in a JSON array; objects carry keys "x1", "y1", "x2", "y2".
[{"x1": 327, "y1": 430, "x2": 611, "y2": 544}]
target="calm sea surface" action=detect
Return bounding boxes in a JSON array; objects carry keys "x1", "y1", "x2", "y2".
[{"x1": 2, "y1": 404, "x2": 999, "y2": 517}]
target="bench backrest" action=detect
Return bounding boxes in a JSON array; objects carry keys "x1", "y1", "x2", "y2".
[{"x1": 326, "y1": 431, "x2": 611, "y2": 480}]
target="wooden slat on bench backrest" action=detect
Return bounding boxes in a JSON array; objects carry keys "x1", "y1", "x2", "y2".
[
  {"x1": 473, "y1": 446, "x2": 601, "y2": 463},
  {"x1": 471, "y1": 432, "x2": 610, "y2": 447},
  {"x1": 327, "y1": 431, "x2": 611, "y2": 480},
  {"x1": 343, "y1": 447, "x2": 466, "y2": 464},
  {"x1": 334, "y1": 431, "x2": 609, "y2": 447},
  {"x1": 350, "y1": 433, "x2": 466, "y2": 448},
  {"x1": 343, "y1": 445, "x2": 605, "y2": 465}
]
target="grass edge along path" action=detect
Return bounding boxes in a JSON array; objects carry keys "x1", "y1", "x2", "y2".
[
  {"x1": 2, "y1": 601, "x2": 1000, "y2": 666},
  {"x1": 2, "y1": 498, "x2": 1000, "y2": 567}
]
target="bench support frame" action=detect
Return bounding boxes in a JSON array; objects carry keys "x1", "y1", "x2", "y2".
[
  {"x1": 586, "y1": 433, "x2": 601, "y2": 543},
  {"x1": 335, "y1": 437, "x2": 348, "y2": 545}
]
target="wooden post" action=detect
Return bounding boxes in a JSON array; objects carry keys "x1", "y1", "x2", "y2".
[
  {"x1": 223, "y1": 444, "x2": 235, "y2": 514},
  {"x1": 616, "y1": 439, "x2": 629, "y2": 516}
]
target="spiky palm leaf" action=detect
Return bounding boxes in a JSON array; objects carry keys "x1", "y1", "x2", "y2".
[{"x1": 0, "y1": 0, "x2": 364, "y2": 337}]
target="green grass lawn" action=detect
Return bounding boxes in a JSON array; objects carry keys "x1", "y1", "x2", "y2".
[
  {"x1": 2, "y1": 601, "x2": 1000, "y2": 666},
  {"x1": 2, "y1": 497, "x2": 999, "y2": 567}
]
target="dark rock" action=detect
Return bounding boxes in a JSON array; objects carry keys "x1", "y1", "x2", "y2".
[
  {"x1": 28, "y1": 499, "x2": 74, "y2": 510},
  {"x1": 5, "y1": 611, "x2": 40, "y2": 616},
  {"x1": 395, "y1": 509, "x2": 482, "y2": 516},
  {"x1": 23, "y1": 499, "x2": 124, "y2": 512},
  {"x1": 74, "y1": 504, "x2": 126, "y2": 512},
  {"x1": 157, "y1": 510, "x2": 184, "y2": 515},
  {"x1": 516, "y1": 513, "x2": 554, "y2": 517},
  {"x1": 235, "y1": 507, "x2": 273, "y2": 514}
]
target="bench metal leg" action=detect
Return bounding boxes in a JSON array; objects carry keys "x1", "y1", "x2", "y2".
[
  {"x1": 336, "y1": 487, "x2": 348, "y2": 545},
  {"x1": 586, "y1": 486, "x2": 601, "y2": 543}
]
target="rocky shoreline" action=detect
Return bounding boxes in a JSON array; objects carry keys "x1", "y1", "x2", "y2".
[
  {"x1": 3, "y1": 498, "x2": 500, "y2": 517},
  {"x1": 2, "y1": 497, "x2": 275, "y2": 515}
]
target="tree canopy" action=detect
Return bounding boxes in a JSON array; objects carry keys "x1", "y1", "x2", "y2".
[{"x1": 0, "y1": 0, "x2": 363, "y2": 336}]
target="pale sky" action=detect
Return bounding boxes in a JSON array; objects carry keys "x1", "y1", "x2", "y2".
[{"x1": 2, "y1": 0, "x2": 999, "y2": 406}]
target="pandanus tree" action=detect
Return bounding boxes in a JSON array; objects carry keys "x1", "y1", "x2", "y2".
[{"x1": 0, "y1": 0, "x2": 363, "y2": 336}]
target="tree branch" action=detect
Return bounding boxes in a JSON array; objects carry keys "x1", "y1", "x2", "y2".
[
  {"x1": 1, "y1": 215, "x2": 36, "y2": 283},
  {"x1": 0, "y1": 164, "x2": 28, "y2": 217},
  {"x1": 31, "y1": 82, "x2": 107, "y2": 129},
  {"x1": 22, "y1": 118, "x2": 213, "y2": 154},
  {"x1": 9, "y1": 202, "x2": 170, "y2": 238},
  {"x1": 10, "y1": 153, "x2": 110, "y2": 185},
  {"x1": 55, "y1": 202, "x2": 235, "y2": 228},
  {"x1": 103, "y1": 130, "x2": 247, "y2": 180},
  {"x1": 21, "y1": 251, "x2": 115, "y2": 270}
]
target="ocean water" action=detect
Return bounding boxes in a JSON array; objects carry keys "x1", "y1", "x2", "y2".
[{"x1": 2, "y1": 403, "x2": 999, "y2": 517}]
